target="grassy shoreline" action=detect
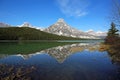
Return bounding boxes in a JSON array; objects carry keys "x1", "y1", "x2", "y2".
[{"x1": 99, "y1": 43, "x2": 120, "y2": 62}]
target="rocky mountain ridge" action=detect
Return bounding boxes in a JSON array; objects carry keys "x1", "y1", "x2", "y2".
[
  {"x1": 44, "y1": 18, "x2": 105, "y2": 39},
  {"x1": 0, "y1": 19, "x2": 107, "y2": 39}
]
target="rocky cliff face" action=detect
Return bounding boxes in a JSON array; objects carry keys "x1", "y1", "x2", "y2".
[{"x1": 44, "y1": 18, "x2": 98, "y2": 39}]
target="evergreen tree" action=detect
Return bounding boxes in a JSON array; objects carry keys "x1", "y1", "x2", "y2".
[
  {"x1": 105, "y1": 22, "x2": 119, "y2": 44},
  {"x1": 107, "y1": 22, "x2": 119, "y2": 37}
]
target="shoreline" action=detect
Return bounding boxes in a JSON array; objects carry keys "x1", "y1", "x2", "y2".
[{"x1": 0, "y1": 39, "x2": 104, "y2": 43}]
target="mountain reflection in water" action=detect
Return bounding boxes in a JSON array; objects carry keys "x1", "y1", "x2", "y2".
[
  {"x1": 0, "y1": 43, "x2": 120, "y2": 80},
  {"x1": 40, "y1": 43, "x2": 100, "y2": 63},
  {"x1": 0, "y1": 43, "x2": 100, "y2": 63}
]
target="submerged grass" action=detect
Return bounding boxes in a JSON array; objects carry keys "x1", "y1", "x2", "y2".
[
  {"x1": 99, "y1": 43, "x2": 120, "y2": 62},
  {"x1": 0, "y1": 42, "x2": 76, "y2": 54}
]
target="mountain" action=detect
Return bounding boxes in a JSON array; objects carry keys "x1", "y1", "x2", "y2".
[
  {"x1": 18, "y1": 22, "x2": 44, "y2": 31},
  {"x1": 0, "y1": 27, "x2": 80, "y2": 40},
  {"x1": 0, "y1": 20, "x2": 107, "y2": 39},
  {"x1": 18, "y1": 22, "x2": 33, "y2": 27},
  {"x1": 44, "y1": 18, "x2": 98, "y2": 39},
  {"x1": 86, "y1": 29, "x2": 107, "y2": 38},
  {"x1": 0, "y1": 22, "x2": 11, "y2": 27}
]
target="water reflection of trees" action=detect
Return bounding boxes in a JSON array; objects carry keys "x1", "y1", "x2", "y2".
[
  {"x1": 99, "y1": 44, "x2": 120, "y2": 63},
  {"x1": 0, "y1": 43, "x2": 120, "y2": 80},
  {"x1": 0, "y1": 43, "x2": 100, "y2": 63},
  {"x1": 108, "y1": 48, "x2": 120, "y2": 64},
  {"x1": 1, "y1": 43, "x2": 120, "y2": 63}
]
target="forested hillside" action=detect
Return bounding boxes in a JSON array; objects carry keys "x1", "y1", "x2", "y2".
[{"x1": 0, "y1": 27, "x2": 80, "y2": 40}]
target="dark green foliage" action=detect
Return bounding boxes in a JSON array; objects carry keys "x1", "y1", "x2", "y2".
[
  {"x1": 107, "y1": 22, "x2": 119, "y2": 37},
  {"x1": 0, "y1": 27, "x2": 80, "y2": 40},
  {"x1": 105, "y1": 22, "x2": 120, "y2": 62},
  {"x1": 105, "y1": 22, "x2": 119, "y2": 44}
]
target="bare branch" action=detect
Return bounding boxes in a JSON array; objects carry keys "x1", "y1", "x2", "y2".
[{"x1": 111, "y1": 0, "x2": 120, "y2": 30}]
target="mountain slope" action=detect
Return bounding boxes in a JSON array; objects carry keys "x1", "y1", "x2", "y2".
[
  {"x1": 44, "y1": 18, "x2": 98, "y2": 39},
  {"x1": 86, "y1": 30, "x2": 107, "y2": 36},
  {"x1": 0, "y1": 19, "x2": 107, "y2": 39},
  {"x1": 0, "y1": 27, "x2": 80, "y2": 40},
  {"x1": 86, "y1": 30, "x2": 107, "y2": 39},
  {"x1": 0, "y1": 22, "x2": 11, "y2": 27}
]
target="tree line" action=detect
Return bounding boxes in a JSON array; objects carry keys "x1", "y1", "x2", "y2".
[{"x1": 0, "y1": 27, "x2": 80, "y2": 40}]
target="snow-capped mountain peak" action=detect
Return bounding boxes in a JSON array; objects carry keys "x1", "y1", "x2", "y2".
[
  {"x1": 57, "y1": 18, "x2": 64, "y2": 22},
  {"x1": 86, "y1": 29, "x2": 107, "y2": 37},
  {"x1": 44, "y1": 18, "x2": 98, "y2": 39},
  {"x1": 54, "y1": 18, "x2": 71, "y2": 29},
  {"x1": 17, "y1": 22, "x2": 44, "y2": 31},
  {"x1": 18, "y1": 22, "x2": 33, "y2": 27},
  {"x1": 0, "y1": 22, "x2": 11, "y2": 27}
]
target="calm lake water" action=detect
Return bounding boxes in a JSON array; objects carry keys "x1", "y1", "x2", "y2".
[{"x1": 0, "y1": 41, "x2": 120, "y2": 80}]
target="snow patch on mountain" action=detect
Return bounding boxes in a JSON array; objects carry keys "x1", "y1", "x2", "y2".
[
  {"x1": 0, "y1": 22, "x2": 11, "y2": 27},
  {"x1": 44, "y1": 18, "x2": 99, "y2": 39},
  {"x1": 0, "y1": 20, "x2": 107, "y2": 39},
  {"x1": 86, "y1": 29, "x2": 107, "y2": 37},
  {"x1": 18, "y1": 22, "x2": 33, "y2": 27},
  {"x1": 17, "y1": 22, "x2": 44, "y2": 31}
]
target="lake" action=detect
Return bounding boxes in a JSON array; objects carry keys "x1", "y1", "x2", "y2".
[{"x1": 0, "y1": 40, "x2": 120, "y2": 80}]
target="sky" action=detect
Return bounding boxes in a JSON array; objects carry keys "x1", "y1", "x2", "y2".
[{"x1": 0, "y1": 0, "x2": 113, "y2": 32}]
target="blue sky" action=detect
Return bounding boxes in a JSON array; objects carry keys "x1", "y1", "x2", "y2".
[{"x1": 0, "y1": 0, "x2": 113, "y2": 31}]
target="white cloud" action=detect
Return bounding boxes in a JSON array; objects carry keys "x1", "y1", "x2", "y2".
[{"x1": 56, "y1": 0, "x2": 89, "y2": 17}]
